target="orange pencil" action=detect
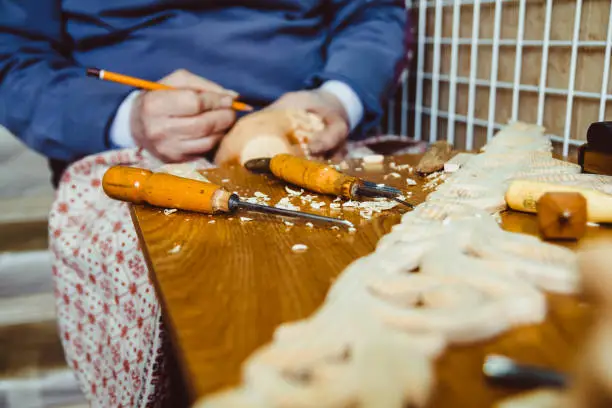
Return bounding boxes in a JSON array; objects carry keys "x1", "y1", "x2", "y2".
[{"x1": 86, "y1": 67, "x2": 253, "y2": 112}]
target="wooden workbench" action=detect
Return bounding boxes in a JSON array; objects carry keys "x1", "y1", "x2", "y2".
[{"x1": 131, "y1": 154, "x2": 609, "y2": 407}]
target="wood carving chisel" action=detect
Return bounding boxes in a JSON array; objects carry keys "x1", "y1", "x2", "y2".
[
  {"x1": 244, "y1": 154, "x2": 414, "y2": 208},
  {"x1": 102, "y1": 166, "x2": 353, "y2": 228}
]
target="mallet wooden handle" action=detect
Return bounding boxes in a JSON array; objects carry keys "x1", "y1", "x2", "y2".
[
  {"x1": 102, "y1": 166, "x2": 232, "y2": 213},
  {"x1": 505, "y1": 179, "x2": 612, "y2": 223},
  {"x1": 269, "y1": 154, "x2": 358, "y2": 199}
]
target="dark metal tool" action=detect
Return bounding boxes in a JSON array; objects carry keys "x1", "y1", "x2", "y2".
[
  {"x1": 102, "y1": 166, "x2": 354, "y2": 228},
  {"x1": 483, "y1": 354, "x2": 568, "y2": 390},
  {"x1": 244, "y1": 155, "x2": 414, "y2": 208}
]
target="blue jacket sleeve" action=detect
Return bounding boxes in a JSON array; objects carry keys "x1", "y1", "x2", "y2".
[
  {"x1": 0, "y1": 0, "x2": 131, "y2": 162},
  {"x1": 306, "y1": 0, "x2": 407, "y2": 137}
]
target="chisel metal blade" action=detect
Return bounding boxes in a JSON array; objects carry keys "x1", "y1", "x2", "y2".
[
  {"x1": 357, "y1": 181, "x2": 414, "y2": 208},
  {"x1": 230, "y1": 196, "x2": 353, "y2": 228},
  {"x1": 243, "y1": 157, "x2": 272, "y2": 174}
]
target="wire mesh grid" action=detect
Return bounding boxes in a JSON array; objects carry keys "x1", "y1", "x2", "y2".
[{"x1": 385, "y1": 0, "x2": 612, "y2": 157}]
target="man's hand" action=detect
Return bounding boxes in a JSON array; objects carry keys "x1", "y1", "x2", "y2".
[
  {"x1": 269, "y1": 90, "x2": 350, "y2": 156},
  {"x1": 131, "y1": 69, "x2": 238, "y2": 162}
]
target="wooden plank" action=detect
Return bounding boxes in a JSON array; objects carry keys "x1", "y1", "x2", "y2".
[{"x1": 132, "y1": 154, "x2": 609, "y2": 407}]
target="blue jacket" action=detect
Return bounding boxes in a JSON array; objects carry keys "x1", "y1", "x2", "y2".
[{"x1": 0, "y1": 0, "x2": 407, "y2": 162}]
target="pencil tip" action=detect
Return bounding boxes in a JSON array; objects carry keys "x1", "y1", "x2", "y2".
[{"x1": 233, "y1": 102, "x2": 254, "y2": 112}]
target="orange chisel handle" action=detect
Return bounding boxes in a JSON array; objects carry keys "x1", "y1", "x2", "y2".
[
  {"x1": 102, "y1": 166, "x2": 232, "y2": 213},
  {"x1": 269, "y1": 154, "x2": 359, "y2": 199}
]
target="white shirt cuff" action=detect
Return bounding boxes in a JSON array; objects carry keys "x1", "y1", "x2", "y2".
[
  {"x1": 109, "y1": 90, "x2": 140, "y2": 148},
  {"x1": 319, "y1": 80, "x2": 364, "y2": 131}
]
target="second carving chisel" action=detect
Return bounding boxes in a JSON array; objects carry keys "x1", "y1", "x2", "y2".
[
  {"x1": 102, "y1": 166, "x2": 354, "y2": 228},
  {"x1": 244, "y1": 154, "x2": 413, "y2": 208}
]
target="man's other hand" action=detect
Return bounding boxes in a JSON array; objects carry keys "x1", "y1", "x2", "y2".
[
  {"x1": 270, "y1": 90, "x2": 350, "y2": 157},
  {"x1": 130, "y1": 69, "x2": 238, "y2": 162}
]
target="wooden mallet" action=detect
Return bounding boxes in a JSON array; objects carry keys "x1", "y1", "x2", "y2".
[{"x1": 536, "y1": 192, "x2": 587, "y2": 241}]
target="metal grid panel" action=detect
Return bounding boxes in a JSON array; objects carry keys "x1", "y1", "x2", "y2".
[{"x1": 387, "y1": 0, "x2": 612, "y2": 157}]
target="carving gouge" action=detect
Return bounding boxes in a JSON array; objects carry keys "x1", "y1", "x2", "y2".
[
  {"x1": 244, "y1": 154, "x2": 414, "y2": 208},
  {"x1": 102, "y1": 166, "x2": 354, "y2": 228}
]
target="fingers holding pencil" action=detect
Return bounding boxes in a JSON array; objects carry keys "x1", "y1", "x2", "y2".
[{"x1": 86, "y1": 67, "x2": 253, "y2": 112}]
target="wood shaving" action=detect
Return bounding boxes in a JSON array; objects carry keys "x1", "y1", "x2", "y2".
[
  {"x1": 587, "y1": 222, "x2": 600, "y2": 227},
  {"x1": 300, "y1": 194, "x2": 316, "y2": 203},
  {"x1": 310, "y1": 202, "x2": 326, "y2": 209},
  {"x1": 359, "y1": 209, "x2": 373, "y2": 219},
  {"x1": 284, "y1": 221, "x2": 295, "y2": 227},
  {"x1": 168, "y1": 244, "x2": 181, "y2": 254},
  {"x1": 208, "y1": 220, "x2": 216, "y2": 224},
  {"x1": 362, "y1": 154, "x2": 384, "y2": 164},
  {"x1": 254, "y1": 192, "x2": 270, "y2": 200},
  {"x1": 390, "y1": 163, "x2": 413, "y2": 171},
  {"x1": 384, "y1": 172, "x2": 402, "y2": 179},
  {"x1": 285, "y1": 186, "x2": 304, "y2": 196},
  {"x1": 240, "y1": 217, "x2": 253, "y2": 222},
  {"x1": 163, "y1": 209, "x2": 177, "y2": 215},
  {"x1": 291, "y1": 244, "x2": 308, "y2": 253},
  {"x1": 330, "y1": 203, "x2": 341, "y2": 209},
  {"x1": 305, "y1": 222, "x2": 314, "y2": 228},
  {"x1": 275, "y1": 197, "x2": 300, "y2": 211},
  {"x1": 222, "y1": 179, "x2": 230, "y2": 183},
  {"x1": 331, "y1": 226, "x2": 340, "y2": 231},
  {"x1": 406, "y1": 178, "x2": 417, "y2": 186},
  {"x1": 348, "y1": 227, "x2": 357, "y2": 233},
  {"x1": 334, "y1": 197, "x2": 342, "y2": 202},
  {"x1": 342, "y1": 200, "x2": 360, "y2": 208}
]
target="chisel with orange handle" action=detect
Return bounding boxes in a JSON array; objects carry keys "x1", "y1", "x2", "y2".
[
  {"x1": 102, "y1": 166, "x2": 354, "y2": 228},
  {"x1": 244, "y1": 154, "x2": 414, "y2": 208}
]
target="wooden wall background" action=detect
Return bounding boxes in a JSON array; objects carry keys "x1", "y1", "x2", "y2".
[{"x1": 386, "y1": 0, "x2": 612, "y2": 159}]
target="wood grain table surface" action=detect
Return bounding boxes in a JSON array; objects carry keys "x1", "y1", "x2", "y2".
[{"x1": 131, "y1": 154, "x2": 611, "y2": 407}]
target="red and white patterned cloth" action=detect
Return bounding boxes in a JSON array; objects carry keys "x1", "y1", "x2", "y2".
[{"x1": 49, "y1": 136, "x2": 425, "y2": 407}]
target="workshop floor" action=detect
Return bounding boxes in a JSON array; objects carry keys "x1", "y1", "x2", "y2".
[{"x1": 0, "y1": 126, "x2": 87, "y2": 408}]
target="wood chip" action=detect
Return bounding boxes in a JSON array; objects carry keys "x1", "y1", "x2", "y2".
[
  {"x1": 163, "y1": 209, "x2": 177, "y2": 215},
  {"x1": 285, "y1": 186, "x2": 304, "y2": 196},
  {"x1": 240, "y1": 217, "x2": 253, "y2": 222},
  {"x1": 362, "y1": 154, "x2": 384, "y2": 164},
  {"x1": 384, "y1": 172, "x2": 402, "y2": 179},
  {"x1": 168, "y1": 244, "x2": 181, "y2": 254},
  {"x1": 342, "y1": 200, "x2": 360, "y2": 208},
  {"x1": 416, "y1": 140, "x2": 454, "y2": 175},
  {"x1": 305, "y1": 222, "x2": 314, "y2": 228},
  {"x1": 292, "y1": 244, "x2": 308, "y2": 253},
  {"x1": 406, "y1": 178, "x2": 417, "y2": 186},
  {"x1": 275, "y1": 197, "x2": 300, "y2": 211}
]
